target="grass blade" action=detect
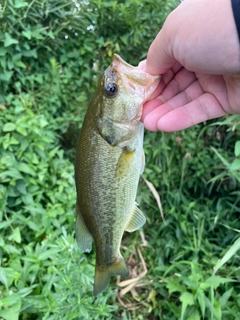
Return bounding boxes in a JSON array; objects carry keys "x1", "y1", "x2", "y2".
[{"x1": 214, "y1": 237, "x2": 240, "y2": 274}]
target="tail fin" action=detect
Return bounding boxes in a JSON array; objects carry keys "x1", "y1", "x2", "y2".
[{"x1": 94, "y1": 255, "x2": 129, "y2": 296}]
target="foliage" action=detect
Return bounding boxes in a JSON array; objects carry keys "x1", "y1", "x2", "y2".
[
  {"x1": 134, "y1": 121, "x2": 240, "y2": 319},
  {"x1": 1, "y1": 0, "x2": 240, "y2": 319}
]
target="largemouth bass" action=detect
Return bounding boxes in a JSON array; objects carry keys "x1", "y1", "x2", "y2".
[{"x1": 75, "y1": 54, "x2": 159, "y2": 296}]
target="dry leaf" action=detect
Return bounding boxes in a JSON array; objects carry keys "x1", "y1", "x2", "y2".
[{"x1": 143, "y1": 177, "x2": 165, "y2": 222}]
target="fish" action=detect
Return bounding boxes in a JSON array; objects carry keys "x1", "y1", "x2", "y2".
[{"x1": 75, "y1": 54, "x2": 160, "y2": 296}]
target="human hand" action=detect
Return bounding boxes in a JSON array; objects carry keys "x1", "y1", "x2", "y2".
[{"x1": 139, "y1": 0, "x2": 240, "y2": 132}]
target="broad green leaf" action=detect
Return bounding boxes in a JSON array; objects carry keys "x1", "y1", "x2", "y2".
[
  {"x1": 7, "y1": 59, "x2": 14, "y2": 70},
  {"x1": 165, "y1": 278, "x2": 185, "y2": 294},
  {"x1": 2, "y1": 287, "x2": 33, "y2": 307},
  {"x1": 4, "y1": 245, "x2": 21, "y2": 255},
  {"x1": 204, "y1": 275, "x2": 232, "y2": 289},
  {"x1": 0, "y1": 71, "x2": 13, "y2": 81},
  {"x1": 13, "y1": 0, "x2": 28, "y2": 8},
  {"x1": 180, "y1": 292, "x2": 195, "y2": 320},
  {"x1": 16, "y1": 126, "x2": 28, "y2": 136},
  {"x1": 0, "y1": 48, "x2": 7, "y2": 56},
  {"x1": 22, "y1": 193, "x2": 33, "y2": 205},
  {"x1": 21, "y1": 254, "x2": 38, "y2": 263},
  {"x1": 16, "y1": 180, "x2": 27, "y2": 195},
  {"x1": 17, "y1": 163, "x2": 35, "y2": 176},
  {"x1": 4, "y1": 33, "x2": 19, "y2": 47},
  {"x1": 0, "y1": 267, "x2": 8, "y2": 289},
  {"x1": 196, "y1": 288, "x2": 206, "y2": 318},
  {"x1": 0, "y1": 301, "x2": 21, "y2": 320},
  {"x1": 234, "y1": 141, "x2": 240, "y2": 156},
  {"x1": 186, "y1": 309, "x2": 200, "y2": 320},
  {"x1": 22, "y1": 30, "x2": 32, "y2": 40},
  {"x1": 38, "y1": 248, "x2": 60, "y2": 261},
  {"x1": 14, "y1": 61, "x2": 26, "y2": 68},
  {"x1": 12, "y1": 53, "x2": 22, "y2": 61},
  {"x1": 213, "y1": 300, "x2": 222, "y2": 320},
  {"x1": 2, "y1": 123, "x2": 16, "y2": 132},
  {"x1": 230, "y1": 159, "x2": 240, "y2": 171},
  {"x1": 0, "y1": 221, "x2": 13, "y2": 229},
  {"x1": 47, "y1": 30, "x2": 55, "y2": 39},
  {"x1": 9, "y1": 136, "x2": 19, "y2": 145},
  {"x1": 22, "y1": 49, "x2": 37, "y2": 58},
  {"x1": 27, "y1": 221, "x2": 40, "y2": 231},
  {"x1": 0, "y1": 185, "x2": 8, "y2": 212},
  {"x1": 8, "y1": 227, "x2": 21, "y2": 243},
  {"x1": 219, "y1": 288, "x2": 233, "y2": 308},
  {"x1": 4, "y1": 268, "x2": 21, "y2": 287}
]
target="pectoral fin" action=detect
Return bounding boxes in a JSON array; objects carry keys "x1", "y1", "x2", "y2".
[
  {"x1": 125, "y1": 203, "x2": 146, "y2": 232},
  {"x1": 116, "y1": 147, "x2": 135, "y2": 180},
  {"x1": 75, "y1": 203, "x2": 92, "y2": 253}
]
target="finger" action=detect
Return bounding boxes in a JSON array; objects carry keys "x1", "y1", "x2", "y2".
[
  {"x1": 156, "y1": 94, "x2": 226, "y2": 131},
  {"x1": 142, "y1": 97, "x2": 165, "y2": 121},
  {"x1": 138, "y1": 60, "x2": 146, "y2": 71},
  {"x1": 161, "y1": 68, "x2": 196, "y2": 101},
  {"x1": 143, "y1": 80, "x2": 203, "y2": 131},
  {"x1": 223, "y1": 74, "x2": 240, "y2": 113},
  {"x1": 144, "y1": 92, "x2": 226, "y2": 132},
  {"x1": 138, "y1": 60, "x2": 181, "y2": 74},
  {"x1": 145, "y1": 63, "x2": 183, "y2": 101},
  {"x1": 145, "y1": 29, "x2": 177, "y2": 75}
]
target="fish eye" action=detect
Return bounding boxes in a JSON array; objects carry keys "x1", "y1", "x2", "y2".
[{"x1": 105, "y1": 83, "x2": 118, "y2": 98}]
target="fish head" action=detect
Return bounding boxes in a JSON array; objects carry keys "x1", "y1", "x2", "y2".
[{"x1": 96, "y1": 54, "x2": 160, "y2": 146}]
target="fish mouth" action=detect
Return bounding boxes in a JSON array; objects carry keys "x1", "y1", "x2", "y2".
[
  {"x1": 111, "y1": 54, "x2": 160, "y2": 101},
  {"x1": 111, "y1": 54, "x2": 136, "y2": 72}
]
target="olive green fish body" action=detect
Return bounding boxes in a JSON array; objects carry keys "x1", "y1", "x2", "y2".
[{"x1": 75, "y1": 55, "x2": 159, "y2": 296}]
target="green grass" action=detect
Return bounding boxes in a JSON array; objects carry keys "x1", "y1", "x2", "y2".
[
  {"x1": 117, "y1": 122, "x2": 240, "y2": 319},
  {"x1": 1, "y1": 110, "x2": 240, "y2": 320}
]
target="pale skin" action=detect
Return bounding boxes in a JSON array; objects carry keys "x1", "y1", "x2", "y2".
[{"x1": 139, "y1": 0, "x2": 240, "y2": 132}]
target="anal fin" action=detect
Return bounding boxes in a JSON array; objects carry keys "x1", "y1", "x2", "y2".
[
  {"x1": 75, "y1": 203, "x2": 93, "y2": 253},
  {"x1": 125, "y1": 203, "x2": 146, "y2": 232}
]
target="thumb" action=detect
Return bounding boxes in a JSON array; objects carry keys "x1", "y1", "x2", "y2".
[{"x1": 145, "y1": 25, "x2": 177, "y2": 75}]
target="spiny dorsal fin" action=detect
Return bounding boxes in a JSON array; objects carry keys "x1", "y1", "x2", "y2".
[{"x1": 125, "y1": 203, "x2": 146, "y2": 232}]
